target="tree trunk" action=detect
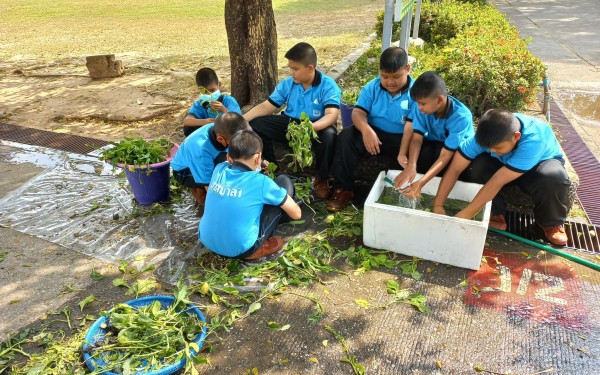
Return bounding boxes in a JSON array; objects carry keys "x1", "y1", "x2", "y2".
[{"x1": 224, "y1": 0, "x2": 278, "y2": 107}]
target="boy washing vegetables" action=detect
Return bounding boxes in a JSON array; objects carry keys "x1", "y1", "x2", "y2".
[
  {"x1": 327, "y1": 47, "x2": 415, "y2": 211},
  {"x1": 243, "y1": 42, "x2": 341, "y2": 200}
]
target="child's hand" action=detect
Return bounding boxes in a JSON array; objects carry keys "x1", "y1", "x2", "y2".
[
  {"x1": 362, "y1": 128, "x2": 382, "y2": 155},
  {"x1": 260, "y1": 159, "x2": 270, "y2": 174},
  {"x1": 401, "y1": 181, "x2": 421, "y2": 199},
  {"x1": 209, "y1": 101, "x2": 225, "y2": 112},
  {"x1": 394, "y1": 167, "x2": 415, "y2": 190}
]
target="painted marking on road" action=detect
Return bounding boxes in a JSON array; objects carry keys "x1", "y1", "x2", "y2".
[{"x1": 464, "y1": 249, "x2": 589, "y2": 331}]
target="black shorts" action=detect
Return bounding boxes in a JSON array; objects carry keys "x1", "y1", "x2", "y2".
[{"x1": 172, "y1": 168, "x2": 207, "y2": 189}]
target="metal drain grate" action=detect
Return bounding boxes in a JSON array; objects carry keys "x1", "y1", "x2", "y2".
[
  {"x1": 505, "y1": 210, "x2": 600, "y2": 253},
  {"x1": 550, "y1": 99, "x2": 600, "y2": 225},
  {"x1": 0, "y1": 123, "x2": 108, "y2": 155}
]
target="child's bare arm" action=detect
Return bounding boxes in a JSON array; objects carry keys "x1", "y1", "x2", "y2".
[
  {"x1": 455, "y1": 167, "x2": 522, "y2": 219},
  {"x1": 311, "y1": 107, "x2": 339, "y2": 132},
  {"x1": 243, "y1": 101, "x2": 278, "y2": 122},
  {"x1": 183, "y1": 115, "x2": 214, "y2": 127},
  {"x1": 398, "y1": 121, "x2": 413, "y2": 167},
  {"x1": 281, "y1": 195, "x2": 302, "y2": 220}
]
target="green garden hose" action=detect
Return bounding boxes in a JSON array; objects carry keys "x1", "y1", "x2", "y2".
[{"x1": 488, "y1": 227, "x2": 600, "y2": 272}]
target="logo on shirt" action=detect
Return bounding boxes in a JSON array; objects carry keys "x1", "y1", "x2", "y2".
[
  {"x1": 211, "y1": 182, "x2": 243, "y2": 198},
  {"x1": 400, "y1": 100, "x2": 409, "y2": 110}
]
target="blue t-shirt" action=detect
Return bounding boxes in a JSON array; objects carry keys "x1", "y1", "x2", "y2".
[
  {"x1": 459, "y1": 113, "x2": 563, "y2": 173},
  {"x1": 170, "y1": 124, "x2": 226, "y2": 184},
  {"x1": 188, "y1": 94, "x2": 241, "y2": 119},
  {"x1": 199, "y1": 162, "x2": 288, "y2": 257},
  {"x1": 354, "y1": 76, "x2": 414, "y2": 134},
  {"x1": 409, "y1": 95, "x2": 474, "y2": 151},
  {"x1": 268, "y1": 71, "x2": 341, "y2": 121}
]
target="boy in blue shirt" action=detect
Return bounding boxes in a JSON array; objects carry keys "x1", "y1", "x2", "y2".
[
  {"x1": 244, "y1": 42, "x2": 341, "y2": 200},
  {"x1": 393, "y1": 71, "x2": 474, "y2": 198},
  {"x1": 433, "y1": 109, "x2": 570, "y2": 246},
  {"x1": 172, "y1": 112, "x2": 249, "y2": 205},
  {"x1": 327, "y1": 47, "x2": 415, "y2": 211},
  {"x1": 183, "y1": 67, "x2": 242, "y2": 137},
  {"x1": 199, "y1": 130, "x2": 302, "y2": 260}
]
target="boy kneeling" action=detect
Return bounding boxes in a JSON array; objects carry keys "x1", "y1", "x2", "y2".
[
  {"x1": 199, "y1": 130, "x2": 302, "y2": 260},
  {"x1": 433, "y1": 109, "x2": 570, "y2": 246}
]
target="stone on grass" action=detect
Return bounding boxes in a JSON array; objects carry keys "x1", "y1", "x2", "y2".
[{"x1": 85, "y1": 54, "x2": 124, "y2": 79}]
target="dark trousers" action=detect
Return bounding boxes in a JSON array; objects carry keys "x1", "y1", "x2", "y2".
[
  {"x1": 235, "y1": 174, "x2": 295, "y2": 259},
  {"x1": 250, "y1": 114, "x2": 337, "y2": 180},
  {"x1": 172, "y1": 152, "x2": 227, "y2": 188},
  {"x1": 332, "y1": 125, "x2": 444, "y2": 190},
  {"x1": 461, "y1": 154, "x2": 570, "y2": 226}
]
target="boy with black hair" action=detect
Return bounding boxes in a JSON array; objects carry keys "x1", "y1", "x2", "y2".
[
  {"x1": 183, "y1": 67, "x2": 242, "y2": 136},
  {"x1": 433, "y1": 109, "x2": 570, "y2": 246},
  {"x1": 172, "y1": 112, "x2": 249, "y2": 205},
  {"x1": 326, "y1": 46, "x2": 415, "y2": 211},
  {"x1": 199, "y1": 129, "x2": 302, "y2": 260},
  {"x1": 393, "y1": 71, "x2": 474, "y2": 199},
  {"x1": 244, "y1": 42, "x2": 341, "y2": 200}
]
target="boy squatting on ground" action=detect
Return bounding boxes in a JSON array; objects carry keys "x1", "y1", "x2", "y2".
[
  {"x1": 171, "y1": 112, "x2": 249, "y2": 205},
  {"x1": 393, "y1": 71, "x2": 474, "y2": 198},
  {"x1": 182, "y1": 67, "x2": 242, "y2": 137},
  {"x1": 244, "y1": 42, "x2": 341, "y2": 200},
  {"x1": 199, "y1": 130, "x2": 302, "y2": 260},
  {"x1": 326, "y1": 47, "x2": 415, "y2": 211},
  {"x1": 433, "y1": 109, "x2": 570, "y2": 246}
]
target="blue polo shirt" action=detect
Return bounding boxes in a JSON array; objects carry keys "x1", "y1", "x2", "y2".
[
  {"x1": 354, "y1": 76, "x2": 414, "y2": 134},
  {"x1": 199, "y1": 161, "x2": 288, "y2": 257},
  {"x1": 459, "y1": 113, "x2": 563, "y2": 173},
  {"x1": 268, "y1": 71, "x2": 341, "y2": 121},
  {"x1": 170, "y1": 124, "x2": 226, "y2": 184},
  {"x1": 409, "y1": 95, "x2": 474, "y2": 151},
  {"x1": 188, "y1": 94, "x2": 241, "y2": 119}
]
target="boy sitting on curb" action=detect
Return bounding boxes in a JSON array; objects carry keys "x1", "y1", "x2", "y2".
[
  {"x1": 183, "y1": 67, "x2": 242, "y2": 137},
  {"x1": 433, "y1": 109, "x2": 570, "y2": 246},
  {"x1": 172, "y1": 112, "x2": 249, "y2": 205},
  {"x1": 326, "y1": 47, "x2": 415, "y2": 211},
  {"x1": 199, "y1": 130, "x2": 302, "y2": 260},
  {"x1": 394, "y1": 71, "x2": 474, "y2": 197},
  {"x1": 244, "y1": 42, "x2": 341, "y2": 200}
]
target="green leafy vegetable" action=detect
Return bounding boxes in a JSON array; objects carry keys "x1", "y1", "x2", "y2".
[{"x1": 100, "y1": 137, "x2": 173, "y2": 167}]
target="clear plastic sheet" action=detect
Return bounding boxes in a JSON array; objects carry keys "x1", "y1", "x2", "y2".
[{"x1": 0, "y1": 141, "x2": 204, "y2": 282}]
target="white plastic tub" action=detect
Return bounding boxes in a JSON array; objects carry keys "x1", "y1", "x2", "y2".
[{"x1": 363, "y1": 171, "x2": 491, "y2": 270}]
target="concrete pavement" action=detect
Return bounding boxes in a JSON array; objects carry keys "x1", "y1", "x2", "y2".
[{"x1": 492, "y1": 0, "x2": 600, "y2": 159}]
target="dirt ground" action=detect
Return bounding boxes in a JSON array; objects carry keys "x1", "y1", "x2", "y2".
[{"x1": 0, "y1": 2, "x2": 382, "y2": 145}]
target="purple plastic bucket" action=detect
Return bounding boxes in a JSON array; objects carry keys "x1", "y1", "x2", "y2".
[
  {"x1": 340, "y1": 102, "x2": 354, "y2": 128},
  {"x1": 120, "y1": 145, "x2": 178, "y2": 205}
]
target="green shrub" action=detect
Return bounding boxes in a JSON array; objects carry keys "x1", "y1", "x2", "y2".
[
  {"x1": 432, "y1": 26, "x2": 544, "y2": 116},
  {"x1": 419, "y1": 1, "x2": 510, "y2": 48}
]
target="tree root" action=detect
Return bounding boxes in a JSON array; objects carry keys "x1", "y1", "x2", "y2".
[{"x1": 52, "y1": 105, "x2": 182, "y2": 123}]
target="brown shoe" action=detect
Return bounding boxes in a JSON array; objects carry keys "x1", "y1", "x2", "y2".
[
  {"x1": 489, "y1": 214, "x2": 507, "y2": 231},
  {"x1": 313, "y1": 178, "x2": 331, "y2": 200},
  {"x1": 245, "y1": 236, "x2": 284, "y2": 260},
  {"x1": 326, "y1": 188, "x2": 354, "y2": 212},
  {"x1": 538, "y1": 223, "x2": 568, "y2": 246}
]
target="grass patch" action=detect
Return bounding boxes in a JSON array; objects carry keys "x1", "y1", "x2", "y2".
[{"x1": 0, "y1": 0, "x2": 380, "y2": 70}]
